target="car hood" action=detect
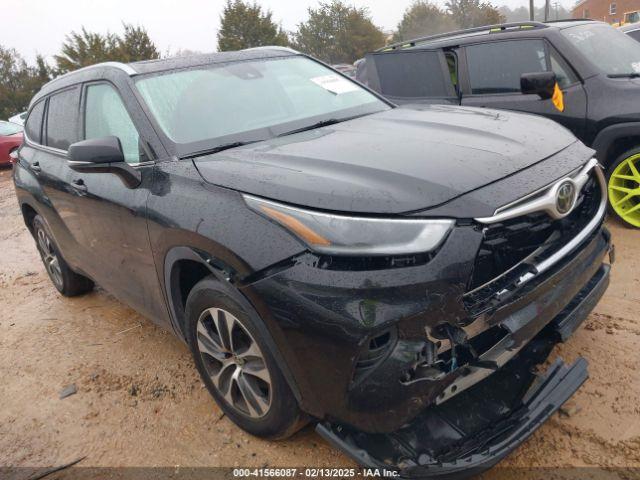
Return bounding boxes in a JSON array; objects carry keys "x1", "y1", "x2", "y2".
[{"x1": 193, "y1": 105, "x2": 579, "y2": 214}]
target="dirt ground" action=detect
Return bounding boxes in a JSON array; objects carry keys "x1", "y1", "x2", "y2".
[{"x1": 0, "y1": 166, "x2": 638, "y2": 479}]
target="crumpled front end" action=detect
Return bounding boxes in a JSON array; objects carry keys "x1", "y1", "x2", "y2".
[{"x1": 240, "y1": 159, "x2": 612, "y2": 477}]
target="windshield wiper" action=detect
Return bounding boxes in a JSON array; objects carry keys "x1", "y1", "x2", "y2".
[
  {"x1": 186, "y1": 140, "x2": 264, "y2": 158},
  {"x1": 608, "y1": 73, "x2": 640, "y2": 78},
  {"x1": 277, "y1": 118, "x2": 345, "y2": 137}
]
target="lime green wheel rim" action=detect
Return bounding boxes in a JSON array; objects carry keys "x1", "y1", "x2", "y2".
[{"x1": 608, "y1": 153, "x2": 640, "y2": 227}]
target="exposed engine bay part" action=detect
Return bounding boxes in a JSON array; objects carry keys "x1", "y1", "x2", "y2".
[{"x1": 318, "y1": 334, "x2": 589, "y2": 479}]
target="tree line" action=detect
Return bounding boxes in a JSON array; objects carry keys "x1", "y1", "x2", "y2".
[{"x1": 2, "y1": 0, "x2": 517, "y2": 119}]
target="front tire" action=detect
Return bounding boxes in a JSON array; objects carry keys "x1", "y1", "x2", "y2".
[
  {"x1": 185, "y1": 276, "x2": 305, "y2": 439},
  {"x1": 607, "y1": 147, "x2": 640, "y2": 228},
  {"x1": 32, "y1": 215, "x2": 94, "y2": 296}
]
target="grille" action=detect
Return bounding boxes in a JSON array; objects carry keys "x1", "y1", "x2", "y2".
[{"x1": 465, "y1": 173, "x2": 601, "y2": 315}]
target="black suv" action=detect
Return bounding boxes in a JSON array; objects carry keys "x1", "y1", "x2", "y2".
[
  {"x1": 359, "y1": 19, "x2": 640, "y2": 228},
  {"x1": 14, "y1": 48, "x2": 611, "y2": 477}
]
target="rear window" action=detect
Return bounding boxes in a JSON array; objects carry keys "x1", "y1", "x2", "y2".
[
  {"x1": 25, "y1": 102, "x2": 45, "y2": 143},
  {"x1": 46, "y1": 87, "x2": 80, "y2": 150},
  {"x1": 365, "y1": 50, "x2": 456, "y2": 99}
]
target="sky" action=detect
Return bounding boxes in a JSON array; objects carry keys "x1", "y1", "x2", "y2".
[{"x1": 2, "y1": 0, "x2": 575, "y2": 64}]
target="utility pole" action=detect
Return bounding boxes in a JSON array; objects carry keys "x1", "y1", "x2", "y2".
[
  {"x1": 544, "y1": 0, "x2": 550, "y2": 21},
  {"x1": 530, "y1": 0, "x2": 535, "y2": 20},
  {"x1": 554, "y1": 1, "x2": 559, "y2": 20}
]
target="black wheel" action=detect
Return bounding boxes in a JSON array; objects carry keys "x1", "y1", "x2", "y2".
[
  {"x1": 606, "y1": 147, "x2": 640, "y2": 228},
  {"x1": 32, "y1": 215, "x2": 94, "y2": 296},
  {"x1": 185, "y1": 276, "x2": 305, "y2": 439}
]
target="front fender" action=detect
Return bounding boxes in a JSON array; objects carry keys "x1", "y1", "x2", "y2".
[
  {"x1": 592, "y1": 122, "x2": 640, "y2": 167},
  {"x1": 162, "y1": 245, "x2": 308, "y2": 410}
]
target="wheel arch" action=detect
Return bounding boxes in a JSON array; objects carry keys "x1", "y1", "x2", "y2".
[
  {"x1": 163, "y1": 246, "x2": 304, "y2": 404},
  {"x1": 20, "y1": 201, "x2": 39, "y2": 234},
  {"x1": 592, "y1": 122, "x2": 640, "y2": 169}
]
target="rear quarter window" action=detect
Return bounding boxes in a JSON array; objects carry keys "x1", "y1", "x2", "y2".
[
  {"x1": 46, "y1": 87, "x2": 81, "y2": 150},
  {"x1": 366, "y1": 50, "x2": 455, "y2": 99},
  {"x1": 25, "y1": 101, "x2": 45, "y2": 144}
]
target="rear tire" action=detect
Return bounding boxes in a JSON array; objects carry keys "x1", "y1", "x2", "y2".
[
  {"x1": 185, "y1": 276, "x2": 305, "y2": 439},
  {"x1": 606, "y1": 147, "x2": 640, "y2": 228},
  {"x1": 33, "y1": 215, "x2": 94, "y2": 296}
]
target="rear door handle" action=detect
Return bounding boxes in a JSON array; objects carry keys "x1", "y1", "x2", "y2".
[
  {"x1": 71, "y1": 178, "x2": 87, "y2": 192},
  {"x1": 30, "y1": 162, "x2": 41, "y2": 173}
]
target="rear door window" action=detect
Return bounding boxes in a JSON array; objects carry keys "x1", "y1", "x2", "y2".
[
  {"x1": 466, "y1": 40, "x2": 548, "y2": 94},
  {"x1": 365, "y1": 50, "x2": 456, "y2": 100},
  {"x1": 46, "y1": 87, "x2": 80, "y2": 150},
  {"x1": 25, "y1": 101, "x2": 45, "y2": 144}
]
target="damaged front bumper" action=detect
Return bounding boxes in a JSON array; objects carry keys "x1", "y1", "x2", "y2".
[
  {"x1": 314, "y1": 255, "x2": 610, "y2": 478},
  {"x1": 317, "y1": 351, "x2": 588, "y2": 478}
]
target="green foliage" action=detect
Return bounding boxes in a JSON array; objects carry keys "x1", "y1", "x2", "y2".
[
  {"x1": 217, "y1": 0, "x2": 289, "y2": 51},
  {"x1": 445, "y1": 0, "x2": 505, "y2": 29},
  {"x1": 393, "y1": 1, "x2": 459, "y2": 42},
  {"x1": 292, "y1": 0, "x2": 386, "y2": 64},
  {"x1": 0, "y1": 46, "x2": 52, "y2": 119},
  {"x1": 54, "y1": 23, "x2": 159, "y2": 74},
  {"x1": 116, "y1": 24, "x2": 161, "y2": 63}
]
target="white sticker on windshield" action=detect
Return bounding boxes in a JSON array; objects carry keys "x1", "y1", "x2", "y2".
[
  {"x1": 633, "y1": 62, "x2": 640, "y2": 73},
  {"x1": 310, "y1": 74, "x2": 359, "y2": 94}
]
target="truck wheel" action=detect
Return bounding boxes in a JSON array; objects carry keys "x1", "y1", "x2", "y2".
[
  {"x1": 32, "y1": 215, "x2": 94, "y2": 296},
  {"x1": 607, "y1": 147, "x2": 640, "y2": 228},
  {"x1": 184, "y1": 276, "x2": 306, "y2": 439}
]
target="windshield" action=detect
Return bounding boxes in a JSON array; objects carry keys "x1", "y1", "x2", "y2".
[
  {"x1": 561, "y1": 23, "x2": 640, "y2": 75},
  {"x1": 135, "y1": 56, "x2": 388, "y2": 154},
  {"x1": 0, "y1": 121, "x2": 23, "y2": 136}
]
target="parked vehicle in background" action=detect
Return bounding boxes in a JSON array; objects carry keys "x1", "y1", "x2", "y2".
[
  {"x1": 620, "y1": 21, "x2": 640, "y2": 41},
  {"x1": 359, "y1": 20, "x2": 640, "y2": 228},
  {"x1": 332, "y1": 63, "x2": 357, "y2": 78},
  {"x1": 8, "y1": 112, "x2": 27, "y2": 126},
  {"x1": 0, "y1": 121, "x2": 23, "y2": 166},
  {"x1": 623, "y1": 10, "x2": 640, "y2": 25},
  {"x1": 14, "y1": 49, "x2": 611, "y2": 477}
]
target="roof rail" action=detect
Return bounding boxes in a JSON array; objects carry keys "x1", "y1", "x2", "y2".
[
  {"x1": 45, "y1": 61, "x2": 137, "y2": 89},
  {"x1": 545, "y1": 18, "x2": 595, "y2": 23},
  {"x1": 378, "y1": 21, "x2": 548, "y2": 52},
  {"x1": 243, "y1": 46, "x2": 300, "y2": 54}
]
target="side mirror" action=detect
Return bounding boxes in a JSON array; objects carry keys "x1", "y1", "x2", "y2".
[
  {"x1": 68, "y1": 136, "x2": 124, "y2": 164},
  {"x1": 520, "y1": 71, "x2": 557, "y2": 100},
  {"x1": 67, "y1": 136, "x2": 141, "y2": 188}
]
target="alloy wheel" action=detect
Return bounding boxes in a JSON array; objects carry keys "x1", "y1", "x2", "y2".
[
  {"x1": 36, "y1": 227, "x2": 63, "y2": 289},
  {"x1": 196, "y1": 307, "x2": 272, "y2": 418},
  {"x1": 609, "y1": 153, "x2": 640, "y2": 228}
]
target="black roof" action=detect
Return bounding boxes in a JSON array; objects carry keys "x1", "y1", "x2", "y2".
[
  {"x1": 33, "y1": 47, "x2": 299, "y2": 103},
  {"x1": 129, "y1": 47, "x2": 297, "y2": 74}
]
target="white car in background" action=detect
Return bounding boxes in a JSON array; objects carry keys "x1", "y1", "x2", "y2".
[
  {"x1": 620, "y1": 22, "x2": 640, "y2": 42},
  {"x1": 8, "y1": 112, "x2": 27, "y2": 126}
]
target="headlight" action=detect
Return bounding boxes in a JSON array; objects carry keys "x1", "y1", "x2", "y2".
[{"x1": 244, "y1": 195, "x2": 454, "y2": 256}]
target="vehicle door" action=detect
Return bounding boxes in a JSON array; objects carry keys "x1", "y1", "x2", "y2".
[
  {"x1": 459, "y1": 39, "x2": 587, "y2": 139},
  {"x1": 20, "y1": 88, "x2": 89, "y2": 272},
  {"x1": 67, "y1": 80, "x2": 166, "y2": 322},
  {"x1": 363, "y1": 48, "x2": 460, "y2": 106}
]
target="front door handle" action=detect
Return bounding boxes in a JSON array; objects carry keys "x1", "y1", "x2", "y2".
[
  {"x1": 71, "y1": 178, "x2": 88, "y2": 192},
  {"x1": 30, "y1": 162, "x2": 41, "y2": 173}
]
